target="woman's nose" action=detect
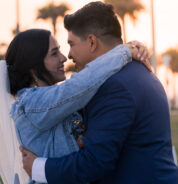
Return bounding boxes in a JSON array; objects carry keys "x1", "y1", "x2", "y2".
[{"x1": 60, "y1": 54, "x2": 67, "y2": 63}]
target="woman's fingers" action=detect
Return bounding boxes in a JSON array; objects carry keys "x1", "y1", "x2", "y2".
[
  {"x1": 128, "y1": 40, "x2": 151, "y2": 60},
  {"x1": 126, "y1": 41, "x2": 152, "y2": 72}
]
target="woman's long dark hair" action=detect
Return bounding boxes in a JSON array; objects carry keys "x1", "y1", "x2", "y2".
[{"x1": 5, "y1": 29, "x2": 54, "y2": 96}]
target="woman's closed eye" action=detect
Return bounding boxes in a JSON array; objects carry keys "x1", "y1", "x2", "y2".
[
  {"x1": 51, "y1": 48, "x2": 60, "y2": 57},
  {"x1": 51, "y1": 51, "x2": 58, "y2": 56}
]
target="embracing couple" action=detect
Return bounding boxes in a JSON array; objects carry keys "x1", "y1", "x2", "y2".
[{"x1": 1, "y1": 1, "x2": 177, "y2": 184}]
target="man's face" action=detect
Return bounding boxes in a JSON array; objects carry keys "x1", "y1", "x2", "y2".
[{"x1": 67, "y1": 31, "x2": 93, "y2": 72}]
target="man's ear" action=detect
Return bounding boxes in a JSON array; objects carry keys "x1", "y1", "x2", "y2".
[{"x1": 87, "y1": 34, "x2": 97, "y2": 53}]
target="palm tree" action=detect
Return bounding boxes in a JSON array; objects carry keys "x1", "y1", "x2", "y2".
[
  {"x1": 36, "y1": 2, "x2": 70, "y2": 36},
  {"x1": 104, "y1": 0, "x2": 144, "y2": 43},
  {"x1": 162, "y1": 49, "x2": 178, "y2": 73},
  {"x1": 162, "y1": 49, "x2": 178, "y2": 108}
]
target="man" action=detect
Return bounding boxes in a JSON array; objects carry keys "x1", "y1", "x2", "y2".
[{"x1": 21, "y1": 2, "x2": 178, "y2": 184}]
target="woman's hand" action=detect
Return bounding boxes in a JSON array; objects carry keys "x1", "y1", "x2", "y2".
[{"x1": 125, "y1": 40, "x2": 152, "y2": 72}]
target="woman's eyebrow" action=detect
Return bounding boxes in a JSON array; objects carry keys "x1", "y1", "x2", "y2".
[{"x1": 50, "y1": 46, "x2": 60, "y2": 52}]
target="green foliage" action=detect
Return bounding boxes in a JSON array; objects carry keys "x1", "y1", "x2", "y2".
[
  {"x1": 162, "y1": 49, "x2": 178, "y2": 73},
  {"x1": 0, "y1": 176, "x2": 3, "y2": 184},
  {"x1": 36, "y1": 2, "x2": 70, "y2": 36}
]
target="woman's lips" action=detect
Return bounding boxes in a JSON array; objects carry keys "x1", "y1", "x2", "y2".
[{"x1": 57, "y1": 66, "x2": 65, "y2": 72}]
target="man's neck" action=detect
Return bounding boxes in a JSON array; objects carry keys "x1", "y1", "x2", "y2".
[{"x1": 92, "y1": 41, "x2": 121, "y2": 61}]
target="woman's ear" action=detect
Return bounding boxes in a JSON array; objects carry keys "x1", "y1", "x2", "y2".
[{"x1": 87, "y1": 34, "x2": 97, "y2": 53}]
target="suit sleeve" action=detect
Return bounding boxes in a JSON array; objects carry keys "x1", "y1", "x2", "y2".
[{"x1": 45, "y1": 76, "x2": 136, "y2": 184}]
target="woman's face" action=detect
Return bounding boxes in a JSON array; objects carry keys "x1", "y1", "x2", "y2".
[{"x1": 44, "y1": 35, "x2": 67, "y2": 83}]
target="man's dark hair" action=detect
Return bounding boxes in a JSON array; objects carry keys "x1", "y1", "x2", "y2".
[
  {"x1": 6, "y1": 29, "x2": 55, "y2": 95},
  {"x1": 64, "y1": 1, "x2": 123, "y2": 44}
]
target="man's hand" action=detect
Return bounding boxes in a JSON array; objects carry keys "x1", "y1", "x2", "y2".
[{"x1": 19, "y1": 146, "x2": 37, "y2": 178}]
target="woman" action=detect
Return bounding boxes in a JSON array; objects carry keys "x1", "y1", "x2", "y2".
[{"x1": 0, "y1": 29, "x2": 150, "y2": 184}]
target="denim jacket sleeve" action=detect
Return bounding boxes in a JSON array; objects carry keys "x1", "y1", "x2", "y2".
[{"x1": 24, "y1": 45, "x2": 132, "y2": 131}]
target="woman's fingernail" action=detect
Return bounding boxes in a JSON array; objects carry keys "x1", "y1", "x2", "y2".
[
  {"x1": 137, "y1": 54, "x2": 140, "y2": 58},
  {"x1": 141, "y1": 57, "x2": 144, "y2": 61}
]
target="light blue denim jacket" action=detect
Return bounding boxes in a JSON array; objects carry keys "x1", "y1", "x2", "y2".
[{"x1": 10, "y1": 45, "x2": 132, "y2": 183}]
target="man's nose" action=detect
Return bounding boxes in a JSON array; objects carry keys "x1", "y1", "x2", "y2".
[
  {"x1": 68, "y1": 55, "x2": 72, "y2": 59},
  {"x1": 68, "y1": 50, "x2": 73, "y2": 60}
]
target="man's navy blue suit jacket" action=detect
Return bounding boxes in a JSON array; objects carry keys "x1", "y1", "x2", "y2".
[{"x1": 46, "y1": 61, "x2": 178, "y2": 184}]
